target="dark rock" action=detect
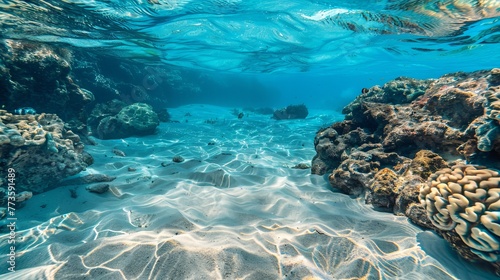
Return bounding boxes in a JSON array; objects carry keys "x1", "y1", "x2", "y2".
[
  {"x1": 86, "y1": 184, "x2": 110, "y2": 194},
  {"x1": 155, "y1": 108, "x2": 171, "y2": 122},
  {"x1": 172, "y1": 155, "x2": 184, "y2": 163},
  {"x1": 292, "y1": 163, "x2": 310, "y2": 169},
  {"x1": 0, "y1": 40, "x2": 94, "y2": 121},
  {"x1": 58, "y1": 174, "x2": 116, "y2": 187},
  {"x1": 112, "y1": 149, "x2": 126, "y2": 157},
  {"x1": 366, "y1": 168, "x2": 402, "y2": 208},
  {"x1": 273, "y1": 104, "x2": 308, "y2": 120}
]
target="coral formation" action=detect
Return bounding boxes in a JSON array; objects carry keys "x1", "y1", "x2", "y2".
[
  {"x1": 0, "y1": 110, "x2": 93, "y2": 193},
  {"x1": 313, "y1": 69, "x2": 500, "y2": 178},
  {"x1": 313, "y1": 69, "x2": 500, "y2": 272},
  {"x1": 419, "y1": 165, "x2": 500, "y2": 262},
  {"x1": 366, "y1": 168, "x2": 403, "y2": 208},
  {"x1": 58, "y1": 174, "x2": 116, "y2": 187},
  {"x1": 273, "y1": 104, "x2": 308, "y2": 120}
]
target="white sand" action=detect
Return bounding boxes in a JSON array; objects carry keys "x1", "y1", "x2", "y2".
[{"x1": 1, "y1": 104, "x2": 496, "y2": 279}]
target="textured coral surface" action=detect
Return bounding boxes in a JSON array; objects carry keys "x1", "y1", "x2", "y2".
[
  {"x1": 313, "y1": 69, "x2": 500, "y2": 179},
  {"x1": 0, "y1": 110, "x2": 93, "y2": 193},
  {"x1": 312, "y1": 68, "x2": 500, "y2": 272},
  {"x1": 420, "y1": 165, "x2": 500, "y2": 262}
]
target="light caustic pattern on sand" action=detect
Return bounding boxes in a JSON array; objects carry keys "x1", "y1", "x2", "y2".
[{"x1": 0, "y1": 106, "x2": 487, "y2": 279}]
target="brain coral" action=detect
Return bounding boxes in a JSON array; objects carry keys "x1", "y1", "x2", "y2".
[{"x1": 419, "y1": 165, "x2": 500, "y2": 262}]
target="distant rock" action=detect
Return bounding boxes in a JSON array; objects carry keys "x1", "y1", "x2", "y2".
[
  {"x1": 272, "y1": 104, "x2": 308, "y2": 120},
  {"x1": 87, "y1": 99, "x2": 127, "y2": 136}
]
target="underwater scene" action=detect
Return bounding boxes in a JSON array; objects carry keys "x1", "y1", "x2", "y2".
[{"x1": 1, "y1": 0, "x2": 500, "y2": 279}]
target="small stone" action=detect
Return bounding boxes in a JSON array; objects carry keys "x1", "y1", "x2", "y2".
[
  {"x1": 292, "y1": 163, "x2": 310, "y2": 169},
  {"x1": 113, "y1": 149, "x2": 126, "y2": 157},
  {"x1": 172, "y1": 155, "x2": 184, "y2": 163},
  {"x1": 128, "y1": 167, "x2": 137, "y2": 172},
  {"x1": 86, "y1": 184, "x2": 110, "y2": 194}
]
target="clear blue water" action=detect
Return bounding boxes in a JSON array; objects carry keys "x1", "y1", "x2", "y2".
[
  {"x1": 1, "y1": 1, "x2": 499, "y2": 108},
  {"x1": 1, "y1": 1, "x2": 500, "y2": 279}
]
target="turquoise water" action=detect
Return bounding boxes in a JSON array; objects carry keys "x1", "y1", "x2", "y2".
[
  {"x1": 1, "y1": 1, "x2": 500, "y2": 279},
  {"x1": 2, "y1": 1, "x2": 499, "y2": 108},
  {"x1": 2, "y1": 1, "x2": 499, "y2": 74}
]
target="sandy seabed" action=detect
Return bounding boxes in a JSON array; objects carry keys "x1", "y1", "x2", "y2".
[{"x1": 0, "y1": 104, "x2": 495, "y2": 280}]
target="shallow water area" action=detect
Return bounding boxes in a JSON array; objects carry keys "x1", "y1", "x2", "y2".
[{"x1": 1, "y1": 105, "x2": 496, "y2": 279}]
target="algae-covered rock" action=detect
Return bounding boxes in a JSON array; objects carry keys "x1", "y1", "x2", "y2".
[
  {"x1": 96, "y1": 103, "x2": 159, "y2": 139},
  {"x1": 366, "y1": 168, "x2": 402, "y2": 208},
  {"x1": 117, "y1": 103, "x2": 159, "y2": 133}
]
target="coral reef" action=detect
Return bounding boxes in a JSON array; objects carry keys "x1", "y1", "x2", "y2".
[
  {"x1": 0, "y1": 40, "x2": 94, "y2": 121},
  {"x1": 95, "y1": 103, "x2": 159, "y2": 139},
  {"x1": 0, "y1": 40, "x2": 177, "y2": 142},
  {"x1": 420, "y1": 165, "x2": 500, "y2": 262},
  {"x1": 273, "y1": 104, "x2": 308, "y2": 120},
  {"x1": 0, "y1": 110, "x2": 93, "y2": 193},
  {"x1": 313, "y1": 69, "x2": 500, "y2": 178},
  {"x1": 313, "y1": 69, "x2": 500, "y2": 273}
]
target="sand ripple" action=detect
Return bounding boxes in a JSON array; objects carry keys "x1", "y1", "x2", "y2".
[{"x1": 0, "y1": 105, "x2": 495, "y2": 279}]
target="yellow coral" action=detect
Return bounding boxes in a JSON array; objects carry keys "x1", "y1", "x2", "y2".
[{"x1": 420, "y1": 165, "x2": 500, "y2": 262}]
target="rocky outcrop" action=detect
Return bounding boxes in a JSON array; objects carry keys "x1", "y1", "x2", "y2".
[
  {"x1": 0, "y1": 40, "x2": 94, "y2": 121},
  {"x1": 313, "y1": 69, "x2": 500, "y2": 177},
  {"x1": 0, "y1": 111, "x2": 93, "y2": 193},
  {"x1": 312, "y1": 69, "x2": 500, "y2": 274}
]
